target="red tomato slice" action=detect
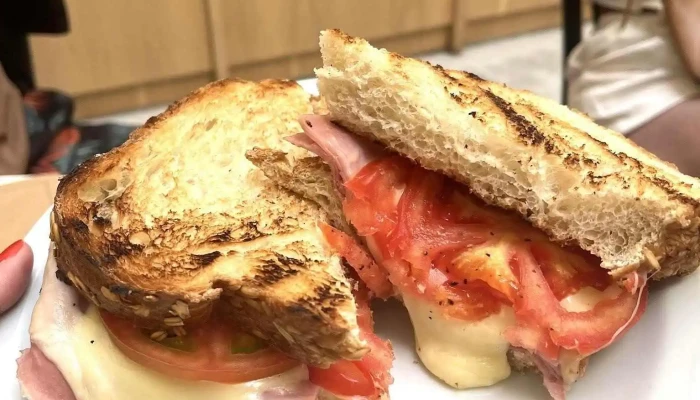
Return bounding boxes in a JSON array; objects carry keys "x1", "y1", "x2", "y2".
[
  {"x1": 100, "y1": 311, "x2": 299, "y2": 383},
  {"x1": 531, "y1": 243, "x2": 610, "y2": 300},
  {"x1": 382, "y1": 258, "x2": 505, "y2": 321},
  {"x1": 309, "y1": 286, "x2": 393, "y2": 398},
  {"x1": 355, "y1": 286, "x2": 394, "y2": 392},
  {"x1": 356, "y1": 336, "x2": 394, "y2": 394},
  {"x1": 308, "y1": 360, "x2": 376, "y2": 396},
  {"x1": 319, "y1": 223, "x2": 393, "y2": 299},
  {"x1": 553, "y1": 289, "x2": 647, "y2": 356},
  {"x1": 387, "y1": 169, "x2": 490, "y2": 283},
  {"x1": 343, "y1": 154, "x2": 647, "y2": 354},
  {"x1": 344, "y1": 157, "x2": 409, "y2": 236},
  {"x1": 512, "y1": 247, "x2": 648, "y2": 356},
  {"x1": 344, "y1": 158, "x2": 505, "y2": 321}
]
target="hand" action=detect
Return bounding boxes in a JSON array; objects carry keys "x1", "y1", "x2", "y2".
[{"x1": 0, "y1": 240, "x2": 33, "y2": 315}]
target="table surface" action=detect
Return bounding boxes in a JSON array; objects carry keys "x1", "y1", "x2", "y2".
[
  {"x1": 0, "y1": 174, "x2": 59, "y2": 250},
  {"x1": 0, "y1": 175, "x2": 29, "y2": 186}
]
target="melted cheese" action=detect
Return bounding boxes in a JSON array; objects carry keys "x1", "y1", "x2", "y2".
[
  {"x1": 557, "y1": 286, "x2": 622, "y2": 385},
  {"x1": 403, "y1": 294, "x2": 515, "y2": 389},
  {"x1": 560, "y1": 285, "x2": 621, "y2": 312},
  {"x1": 33, "y1": 306, "x2": 309, "y2": 400}
]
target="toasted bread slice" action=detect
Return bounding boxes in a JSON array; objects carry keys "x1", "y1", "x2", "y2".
[
  {"x1": 245, "y1": 96, "x2": 351, "y2": 235},
  {"x1": 315, "y1": 29, "x2": 700, "y2": 278},
  {"x1": 51, "y1": 79, "x2": 367, "y2": 367}
]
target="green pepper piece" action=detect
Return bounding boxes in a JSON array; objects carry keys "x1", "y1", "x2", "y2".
[
  {"x1": 231, "y1": 332, "x2": 265, "y2": 354},
  {"x1": 159, "y1": 335, "x2": 196, "y2": 352}
]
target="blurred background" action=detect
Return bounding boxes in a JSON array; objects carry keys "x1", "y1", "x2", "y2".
[
  {"x1": 1, "y1": 0, "x2": 698, "y2": 178},
  {"x1": 27, "y1": 0, "x2": 574, "y2": 120}
]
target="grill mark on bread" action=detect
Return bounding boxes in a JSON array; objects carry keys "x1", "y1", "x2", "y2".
[
  {"x1": 110, "y1": 241, "x2": 142, "y2": 256},
  {"x1": 101, "y1": 240, "x2": 143, "y2": 265},
  {"x1": 489, "y1": 81, "x2": 699, "y2": 206},
  {"x1": 612, "y1": 153, "x2": 698, "y2": 206},
  {"x1": 79, "y1": 250, "x2": 101, "y2": 268},
  {"x1": 253, "y1": 258, "x2": 301, "y2": 286},
  {"x1": 563, "y1": 153, "x2": 580, "y2": 167},
  {"x1": 69, "y1": 219, "x2": 89, "y2": 235},
  {"x1": 241, "y1": 221, "x2": 266, "y2": 242},
  {"x1": 483, "y1": 90, "x2": 560, "y2": 155},
  {"x1": 498, "y1": 80, "x2": 697, "y2": 205},
  {"x1": 587, "y1": 172, "x2": 616, "y2": 187},
  {"x1": 309, "y1": 284, "x2": 347, "y2": 317},
  {"x1": 463, "y1": 71, "x2": 484, "y2": 82},
  {"x1": 191, "y1": 251, "x2": 221, "y2": 267},
  {"x1": 208, "y1": 230, "x2": 232, "y2": 242},
  {"x1": 274, "y1": 252, "x2": 306, "y2": 266}
]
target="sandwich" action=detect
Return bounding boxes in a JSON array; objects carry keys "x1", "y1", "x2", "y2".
[
  {"x1": 248, "y1": 30, "x2": 700, "y2": 399},
  {"x1": 16, "y1": 79, "x2": 394, "y2": 399}
]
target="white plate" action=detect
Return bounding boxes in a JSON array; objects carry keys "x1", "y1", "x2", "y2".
[{"x1": 2, "y1": 80, "x2": 700, "y2": 398}]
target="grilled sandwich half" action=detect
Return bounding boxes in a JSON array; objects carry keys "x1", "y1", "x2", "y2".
[
  {"x1": 249, "y1": 30, "x2": 700, "y2": 400},
  {"x1": 20, "y1": 78, "x2": 393, "y2": 400}
]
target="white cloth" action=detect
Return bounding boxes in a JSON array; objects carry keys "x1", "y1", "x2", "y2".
[
  {"x1": 566, "y1": 10, "x2": 699, "y2": 134},
  {"x1": 595, "y1": 0, "x2": 662, "y2": 12}
]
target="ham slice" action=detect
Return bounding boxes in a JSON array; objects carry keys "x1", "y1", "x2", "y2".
[
  {"x1": 532, "y1": 356, "x2": 566, "y2": 400},
  {"x1": 17, "y1": 250, "x2": 80, "y2": 400},
  {"x1": 290, "y1": 115, "x2": 385, "y2": 181},
  {"x1": 17, "y1": 347, "x2": 76, "y2": 400}
]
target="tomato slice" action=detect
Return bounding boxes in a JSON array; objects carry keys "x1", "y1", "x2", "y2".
[
  {"x1": 355, "y1": 286, "x2": 394, "y2": 392},
  {"x1": 531, "y1": 243, "x2": 610, "y2": 300},
  {"x1": 344, "y1": 158, "x2": 506, "y2": 321},
  {"x1": 343, "y1": 155, "x2": 648, "y2": 360},
  {"x1": 308, "y1": 360, "x2": 376, "y2": 396},
  {"x1": 309, "y1": 285, "x2": 393, "y2": 398},
  {"x1": 100, "y1": 311, "x2": 299, "y2": 383},
  {"x1": 344, "y1": 156, "x2": 409, "y2": 236},
  {"x1": 320, "y1": 223, "x2": 393, "y2": 299},
  {"x1": 511, "y1": 247, "x2": 648, "y2": 356},
  {"x1": 387, "y1": 169, "x2": 490, "y2": 282}
]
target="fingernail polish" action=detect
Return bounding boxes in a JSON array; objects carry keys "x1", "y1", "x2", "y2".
[{"x1": 0, "y1": 240, "x2": 25, "y2": 262}]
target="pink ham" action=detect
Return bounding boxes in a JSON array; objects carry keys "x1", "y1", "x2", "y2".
[
  {"x1": 17, "y1": 347, "x2": 76, "y2": 400},
  {"x1": 16, "y1": 251, "x2": 80, "y2": 400},
  {"x1": 289, "y1": 115, "x2": 386, "y2": 181},
  {"x1": 533, "y1": 357, "x2": 566, "y2": 400}
]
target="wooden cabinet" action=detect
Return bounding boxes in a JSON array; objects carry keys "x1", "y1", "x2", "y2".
[
  {"x1": 455, "y1": 0, "x2": 563, "y2": 45},
  {"x1": 221, "y1": 0, "x2": 451, "y2": 65},
  {"x1": 29, "y1": 0, "x2": 570, "y2": 119}
]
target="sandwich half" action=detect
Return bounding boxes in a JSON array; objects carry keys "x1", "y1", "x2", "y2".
[
  {"x1": 249, "y1": 30, "x2": 700, "y2": 399},
  {"x1": 17, "y1": 79, "x2": 393, "y2": 399}
]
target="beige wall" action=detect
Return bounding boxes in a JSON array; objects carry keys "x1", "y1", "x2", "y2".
[{"x1": 30, "y1": 0, "x2": 571, "y2": 118}]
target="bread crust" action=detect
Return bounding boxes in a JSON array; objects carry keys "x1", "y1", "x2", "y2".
[
  {"x1": 316, "y1": 29, "x2": 700, "y2": 278},
  {"x1": 51, "y1": 79, "x2": 367, "y2": 366}
]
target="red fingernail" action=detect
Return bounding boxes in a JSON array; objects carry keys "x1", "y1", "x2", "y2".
[{"x1": 0, "y1": 240, "x2": 25, "y2": 262}]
